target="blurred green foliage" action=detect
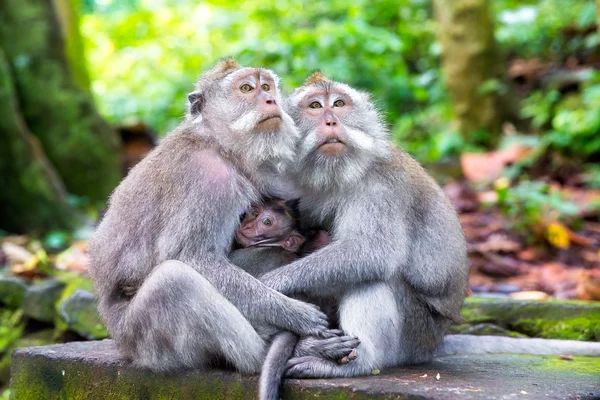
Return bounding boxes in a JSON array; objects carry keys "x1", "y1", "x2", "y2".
[{"x1": 80, "y1": 0, "x2": 599, "y2": 163}]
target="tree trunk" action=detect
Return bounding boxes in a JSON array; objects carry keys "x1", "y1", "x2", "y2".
[
  {"x1": 0, "y1": 48, "x2": 80, "y2": 233},
  {"x1": 434, "y1": 0, "x2": 503, "y2": 145},
  {"x1": 0, "y1": 0, "x2": 121, "y2": 202}
]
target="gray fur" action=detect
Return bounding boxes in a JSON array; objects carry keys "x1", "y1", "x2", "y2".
[
  {"x1": 437, "y1": 335, "x2": 600, "y2": 356},
  {"x1": 259, "y1": 331, "x2": 298, "y2": 400},
  {"x1": 259, "y1": 78, "x2": 469, "y2": 378},
  {"x1": 88, "y1": 61, "x2": 328, "y2": 373},
  {"x1": 230, "y1": 242, "x2": 356, "y2": 399}
]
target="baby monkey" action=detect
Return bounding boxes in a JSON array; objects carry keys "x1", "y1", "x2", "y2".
[
  {"x1": 230, "y1": 199, "x2": 353, "y2": 400},
  {"x1": 231, "y1": 198, "x2": 330, "y2": 276}
]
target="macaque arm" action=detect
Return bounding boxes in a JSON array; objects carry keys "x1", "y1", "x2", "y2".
[
  {"x1": 260, "y1": 193, "x2": 408, "y2": 296},
  {"x1": 260, "y1": 236, "x2": 404, "y2": 297},
  {"x1": 187, "y1": 255, "x2": 328, "y2": 336}
]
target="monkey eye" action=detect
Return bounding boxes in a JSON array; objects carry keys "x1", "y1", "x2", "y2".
[
  {"x1": 250, "y1": 209, "x2": 259, "y2": 217},
  {"x1": 261, "y1": 83, "x2": 270, "y2": 91},
  {"x1": 333, "y1": 99, "x2": 345, "y2": 107},
  {"x1": 240, "y1": 84, "x2": 253, "y2": 93},
  {"x1": 262, "y1": 218, "x2": 272, "y2": 226},
  {"x1": 309, "y1": 101, "x2": 322, "y2": 109}
]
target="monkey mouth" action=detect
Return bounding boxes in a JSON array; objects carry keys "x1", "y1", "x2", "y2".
[
  {"x1": 259, "y1": 114, "x2": 282, "y2": 123},
  {"x1": 318, "y1": 137, "x2": 347, "y2": 156},
  {"x1": 235, "y1": 232, "x2": 280, "y2": 248},
  {"x1": 256, "y1": 114, "x2": 283, "y2": 130}
]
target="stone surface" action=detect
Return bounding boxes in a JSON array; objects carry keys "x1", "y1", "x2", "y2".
[
  {"x1": 0, "y1": 276, "x2": 28, "y2": 308},
  {"x1": 22, "y1": 280, "x2": 65, "y2": 322},
  {"x1": 59, "y1": 289, "x2": 107, "y2": 339},
  {"x1": 10, "y1": 340, "x2": 600, "y2": 400},
  {"x1": 459, "y1": 298, "x2": 600, "y2": 341}
]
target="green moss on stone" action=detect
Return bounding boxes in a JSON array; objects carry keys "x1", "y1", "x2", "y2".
[{"x1": 458, "y1": 298, "x2": 600, "y2": 341}]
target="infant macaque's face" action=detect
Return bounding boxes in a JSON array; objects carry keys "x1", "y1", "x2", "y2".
[{"x1": 236, "y1": 201, "x2": 305, "y2": 252}]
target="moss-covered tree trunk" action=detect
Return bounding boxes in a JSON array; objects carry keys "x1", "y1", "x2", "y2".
[
  {"x1": 0, "y1": 49, "x2": 80, "y2": 233},
  {"x1": 0, "y1": 0, "x2": 121, "y2": 203},
  {"x1": 434, "y1": 0, "x2": 503, "y2": 145}
]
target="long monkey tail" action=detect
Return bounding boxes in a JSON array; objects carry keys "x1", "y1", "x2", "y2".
[{"x1": 259, "y1": 331, "x2": 299, "y2": 400}]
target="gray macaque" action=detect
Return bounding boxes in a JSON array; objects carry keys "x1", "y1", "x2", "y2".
[
  {"x1": 88, "y1": 59, "x2": 330, "y2": 374},
  {"x1": 259, "y1": 73, "x2": 600, "y2": 378},
  {"x1": 258, "y1": 73, "x2": 470, "y2": 378},
  {"x1": 229, "y1": 199, "x2": 357, "y2": 400}
]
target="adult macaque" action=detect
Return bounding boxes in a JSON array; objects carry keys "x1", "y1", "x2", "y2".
[
  {"x1": 257, "y1": 73, "x2": 470, "y2": 378},
  {"x1": 229, "y1": 199, "x2": 354, "y2": 400},
  {"x1": 88, "y1": 59, "x2": 331, "y2": 374},
  {"x1": 259, "y1": 74, "x2": 600, "y2": 378}
]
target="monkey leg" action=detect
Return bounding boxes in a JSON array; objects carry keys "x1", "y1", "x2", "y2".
[
  {"x1": 286, "y1": 283, "x2": 399, "y2": 378},
  {"x1": 396, "y1": 289, "x2": 451, "y2": 365},
  {"x1": 123, "y1": 260, "x2": 266, "y2": 373}
]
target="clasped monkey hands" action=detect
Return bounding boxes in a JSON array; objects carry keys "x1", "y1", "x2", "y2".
[{"x1": 88, "y1": 60, "x2": 469, "y2": 395}]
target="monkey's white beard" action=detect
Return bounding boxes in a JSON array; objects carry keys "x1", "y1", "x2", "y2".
[
  {"x1": 229, "y1": 111, "x2": 261, "y2": 133},
  {"x1": 222, "y1": 112, "x2": 300, "y2": 185},
  {"x1": 294, "y1": 127, "x2": 390, "y2": 192}
]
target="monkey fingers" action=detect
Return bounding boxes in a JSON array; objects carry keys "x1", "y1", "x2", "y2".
[
  {"x1": 285, "y1": 356, "x2": 337, "y2": 378},
  {"x1": 339, "y1": 348, "x2": 357, "y2": 364},
  {"x1": 294, "y1": 335, "x2": 360, "y2": 363},
  {"x1": 320, "y1": 329, "x2": 345, "y2": 338},
  {"x1": 283, "y1": 299, "x2": 329, "y2": 336}
]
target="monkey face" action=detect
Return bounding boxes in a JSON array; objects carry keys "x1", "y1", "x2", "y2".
[
  {"x1": 236, "y1": 202, "x2": 305, "y2": 252},
  {"x1": 285, "y1": 75, "x2": 391, "y2": 190},
  {"x1": 237, "y1": 204, "x2": 290, "y2": 245},
  {"x1": 185, "y1": 60, "x2": 300, "y2": 171},
  {"x1": 228, "y1": 69, "x2": 283, "y2": 132}
]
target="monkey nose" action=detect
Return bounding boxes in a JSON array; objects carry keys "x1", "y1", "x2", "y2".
[
  {"x1": 325, "y1": 119, "x2": 337, "y2": 126},
  {"x1": 260, "y1": 92, "x2": 277, "y2": 105}
]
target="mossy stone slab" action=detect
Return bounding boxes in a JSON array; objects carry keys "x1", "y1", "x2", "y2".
[{"x1": 9, "y1": 340, "x2": 600, "y2": 400}]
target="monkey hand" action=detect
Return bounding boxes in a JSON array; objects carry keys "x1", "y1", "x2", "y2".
[{"x1": 281, "y1": 298, "x2": 329, "y2": 337}]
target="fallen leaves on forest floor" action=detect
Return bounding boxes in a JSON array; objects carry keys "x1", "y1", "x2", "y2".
[{"x1": 445, "y1": 177, "x2": 600, "y2": 301}]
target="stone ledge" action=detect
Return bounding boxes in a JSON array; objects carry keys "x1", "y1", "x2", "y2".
[{"x1": 9, "y1": 340, "x2": 600, "y2": 400}]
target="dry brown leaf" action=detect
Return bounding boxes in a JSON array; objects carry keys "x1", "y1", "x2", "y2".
[
  {"x1": 479, "y1": 253, "x2": 522, "y2": 277},
  {"x1": 470, "y1": 233, "x2": 522, "y2": 254},
  {"x1": 460, "y1": 145, "x2": 533, "y2": 184},
  {"x1": 576, "y1": 269, "x2": 600, "y2": 300},
  {"x1": 55, "y1": 241, "x2": 89, "y2": 274},
  {"x1": 1, "y1": 242, "x2": 33, "y2": 265}
]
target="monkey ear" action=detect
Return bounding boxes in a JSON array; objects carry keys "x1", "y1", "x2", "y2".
[
  {"x1": 188, "y1": 90, "x2": 205, "y2": 116},
  {"x1": 283, "y1": 232, "x2": 305, "y2": 252}
]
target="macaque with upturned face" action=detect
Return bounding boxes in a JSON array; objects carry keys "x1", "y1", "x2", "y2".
[
  {"x1": 88, "y1": 59, "x2": 333, "y2": 375},
  {"x1": 255, "y1": 73, "x2": 470, "y2": 378}
]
